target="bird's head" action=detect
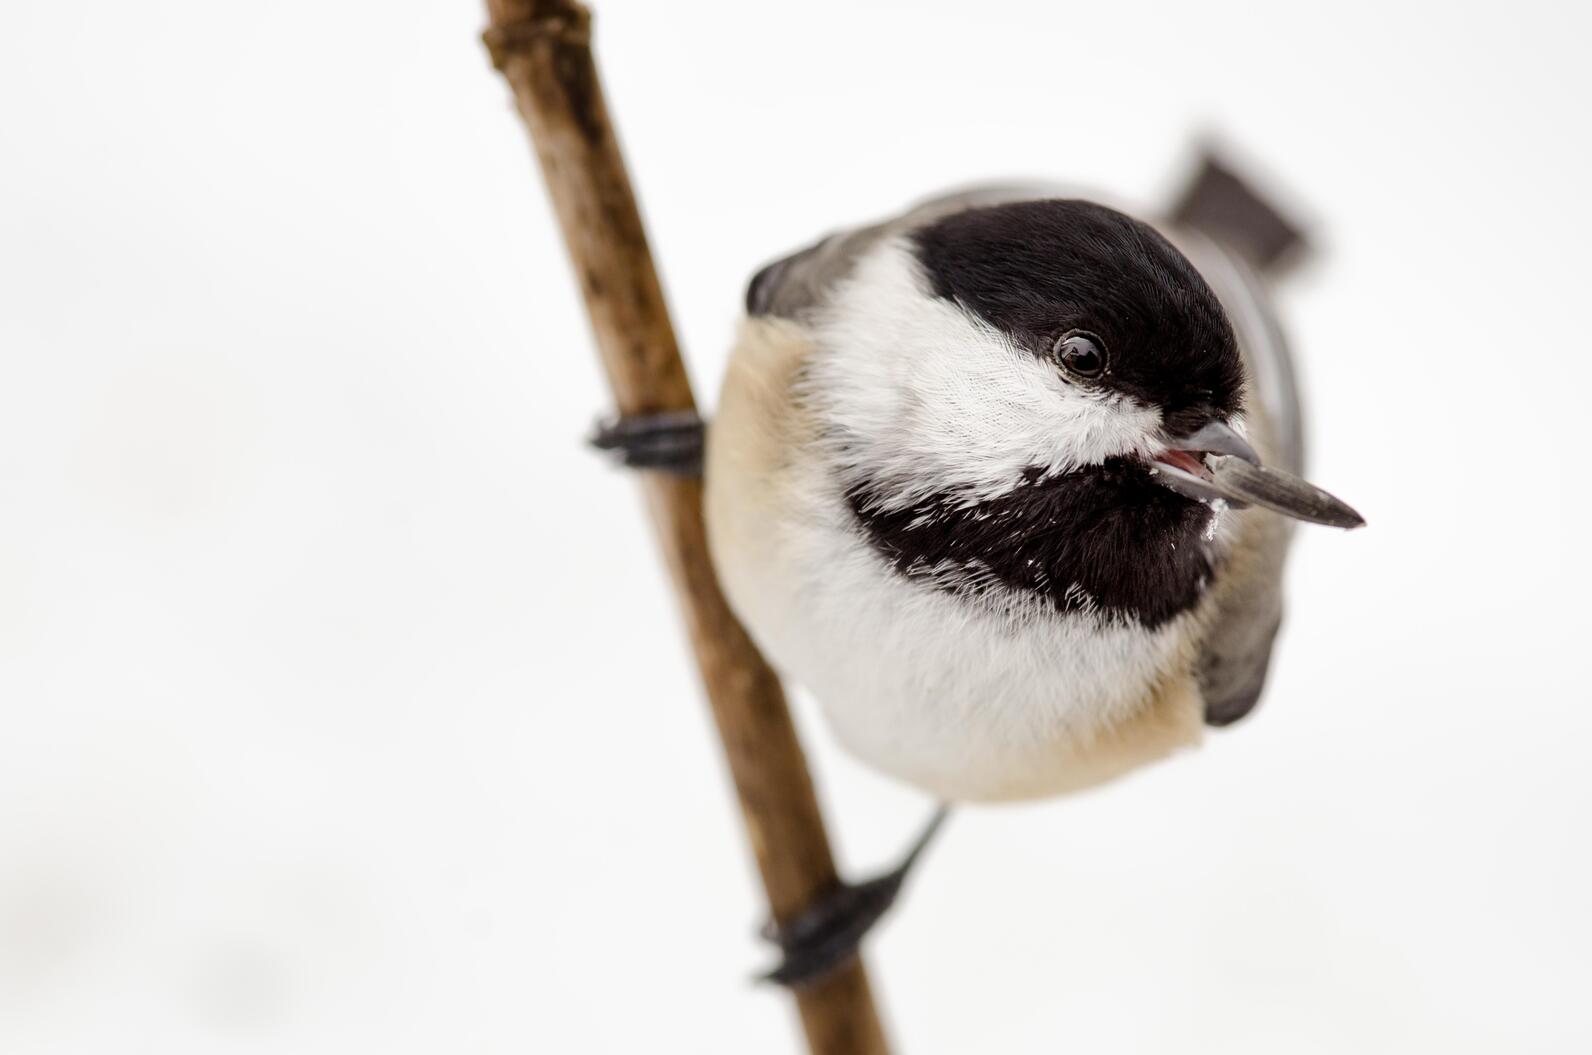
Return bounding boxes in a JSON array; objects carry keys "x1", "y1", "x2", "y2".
[{"x1": 807, "y1": 199, "x2": 1360, "y2": 530}]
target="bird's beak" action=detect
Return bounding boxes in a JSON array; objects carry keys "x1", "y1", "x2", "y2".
[{"x1": 1150, "y1": 420, "x2": 1364, "y2": 529}]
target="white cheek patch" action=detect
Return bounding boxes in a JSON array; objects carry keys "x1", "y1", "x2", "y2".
[{"x1": 803, "y1": 239, "x2": 1163, "y2": 507}]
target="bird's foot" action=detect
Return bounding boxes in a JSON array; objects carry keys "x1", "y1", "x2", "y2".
[
  {"x1": 589, "y1": 410, "x2": 705, "y2": 476},
  {"x1": 759, "y1": 806, "x2": 949, "y2": 989},
  {"x1": 759, "y1": 874, "x2": 905, "y2": 989}
]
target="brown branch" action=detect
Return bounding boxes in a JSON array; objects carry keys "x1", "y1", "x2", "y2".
[{"x1": 481, "y1": 3, "x2": 891, "y2": 1052}]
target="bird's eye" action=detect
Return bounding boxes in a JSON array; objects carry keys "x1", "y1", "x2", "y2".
[{"x1": 1054, "y1": 331, "x2": 1108, "y2": 380}]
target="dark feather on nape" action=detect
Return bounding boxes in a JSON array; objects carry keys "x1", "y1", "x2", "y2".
[
  {"x1": 846, "y1": 459, "x2": 1220, "y2": 628},
  {"x1": 912, "y1": 199, "x2": 1245, "y2": 426}
]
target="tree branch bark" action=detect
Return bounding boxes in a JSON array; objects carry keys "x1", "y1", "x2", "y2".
[{"x1": 481, "y1": 4, "x2": 891, "y2": 1052}]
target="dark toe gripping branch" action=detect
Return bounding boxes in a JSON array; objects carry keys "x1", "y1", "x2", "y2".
[{"x1": 589, "y1": 410, "x2": 706, "y2": 476}]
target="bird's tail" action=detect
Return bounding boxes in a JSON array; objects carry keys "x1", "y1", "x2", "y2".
[{"x1": 1170, "y1": 150, "x2": 1309, "y2": 277}]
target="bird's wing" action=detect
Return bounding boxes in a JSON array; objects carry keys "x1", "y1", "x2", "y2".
[
  {"x1": 1175, "y1": 237, "x2": 1295, "y2": 726},
  {"x1": 1163, "y1": 154, "x2": 1312, "y2": 726}
]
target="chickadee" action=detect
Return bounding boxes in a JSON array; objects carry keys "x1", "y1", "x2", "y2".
[{"x1": 593, "y1": 156, "x2": 1361, "y2": 986}]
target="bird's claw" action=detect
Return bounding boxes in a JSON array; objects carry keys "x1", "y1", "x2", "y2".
[
  {"x1": 758, "y1": 874, "x2": 906, "y2": 989},
  {"x1": 589, "y1": 410, "x2": 705, "y2": 476},
  {"x1": 756, "y1": 806, "x2": 950, "y2": 989}
]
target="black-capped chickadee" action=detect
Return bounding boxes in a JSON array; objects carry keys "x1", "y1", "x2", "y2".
[{"x1": 593, "y1": 155, "x2": 1361, "y2": 986}]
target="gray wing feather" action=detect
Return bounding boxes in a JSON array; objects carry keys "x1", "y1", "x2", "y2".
[{"x1": 1165, "y1": 156, "x2": 1311, "y2": 726}]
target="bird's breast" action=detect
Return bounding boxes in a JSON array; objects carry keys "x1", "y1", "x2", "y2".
[
  {"x1": 705, "y1": 318, "x2": 1210, "y2": 801},
  {"x1": 712, "y1": 465, "x2": 1208, "y2": 801}
]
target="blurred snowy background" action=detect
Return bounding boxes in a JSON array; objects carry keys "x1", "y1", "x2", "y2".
[{"x1": 2, "y1": 1, "x2": 1589, "y2": 1052}]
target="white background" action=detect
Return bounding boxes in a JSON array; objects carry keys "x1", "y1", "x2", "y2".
[{"x1": 3, "y1": 1, "x2": 1589, "y2": 1052}]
